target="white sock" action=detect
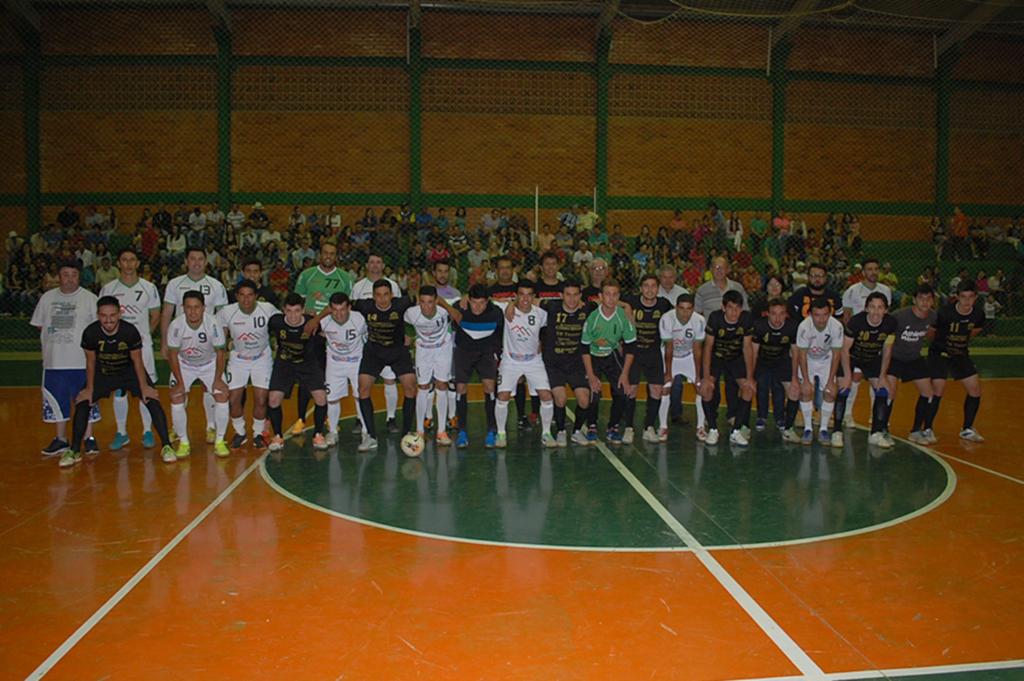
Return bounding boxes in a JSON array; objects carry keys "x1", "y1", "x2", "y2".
[
  {"x1": 203, "y1": 392, "x2": 217, "y2": 431},
  {"x1": 171, "y1": 403, "x2": 189, "y2": 444},
  {"x1": 215, "y1": 401, "x2": 230, "y2": 441},
  {"x1": 416, "y1": 390, "x2": 432, "y2": 435},
  {"x1": 820, "y1": 401, "x2": 835, "y2": 433},
  {"x1": 448, "y1": 389, "x2": 457, "y2": 423},
  {"x1": 495, "y1": 398, "x2": 509, "y2": 434},
  {"x1": 435, "y1": 387, "x2": 449, "y2": 431},
  {"x1": 845, "y1": 381, "x2": 860, "y2": 419},
  {"x1": 253, "y1": 418, "x2": 266, "y2": 436},
  {"x1": 139, "y1": 398, "x2": 153, "y2": 431},
  {"x1": 327, "y1": 401, "x2": 341, "y2": 433},
  {"x1": 540, "y1": 400, "x2": 553, "y2": 435},
  {"x1": 695, "y1": 393, "x2": 704, "y2": 430},
  {"x1": 385, "y1": 383, "x2": 398, "y2": 419},
  {"x1": 659, "y1": 385, "x2": 671, "y2": 431},
  {"x1": 113, "y1": 392, "x2": 129, "y2": 434},
  {"x1": 800, "y1": 401, "x2": 814, "y2": 432},
  {"x1": 231, "y1": 416, "x2": 246, "y2": 438}
]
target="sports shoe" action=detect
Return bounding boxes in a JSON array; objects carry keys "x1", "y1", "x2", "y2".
[
  {"x1": 518, "y1": 416, "x2": 532, "y2": 430},
  {"x1": 867, "y1": 432, "x2": 888, "y2": 448},
  {"x1": 357, "y1": 433, "x2": 378, "y2": 451},
  {"x1": 543, "y1": 432, "x2": 557, "y2": 449},
  {"x1": 705, "y1": 428, "x2": 720, "y2": 445},
  {"x1": 831, "y1": 431, "x2": 844, "y2": 448},
  {"x1": 325, "y1": 430, "x2": 338, "y2": 446},
  {"x1": 495, "y1": 432, "x2": 507, "y2": 449},
  {"x1": 457, "y1": 431, "x2": 469, "y2": 448},
  {"x1": 777, "y1": 422, "x2": 787, "y2": 432},
  {"x1": 755, "y1": 418, "x2": 767, "y2": 432},
  {"x1": 176, "y1": 441, "x2": 192, "y2": 460},
  {"x1": 42, "y1": 438, "x2": 69, "y2": 456},
  {"x1": 437, "y1": 431, "x2": 452, "y2": 447},
  {"x1": 215, "y1": 440, "x2": 230, "y2": 457},
  {"x1": 573, "y1": 429, "x2": 589, "y2": 447},
  {"x1": 268, "y1": 435, "x2": 285, "y2": 451},
  {"x1": 351, "y1": 420, "x2": 363, "y2": 434},
  {"x1": 818, "y1": 430, "x2": 830, "y2": 446},
  {"x1": 313, "y1": 434, "x2": 329, "y2": 450},
  {"x1": 659, "y1": 427, "x2": 669, "y2": 442},
  {"x1": 448, "y1": 416, "x2": 458, "y2": 431},
  {"x1": 606, "y1": 428, "x2": 622, "y2": 445},
  {"x1": 253, "y1": 434, "x2": 268, "y2": 449},
  {"x1": 908, "y1": 430, "x2": 928, "y2": 444},
  {"x1": 161, "y1": 445, "x2": 177, "y2": 463},
  {"x1": 621, "y1": 427, "x2": 635, "y2": 445},
  {"x1": 485, "y1": 430, "x2": 497, "y2": 448},
  {"x1": 882, "y1": 432, "x2": 896, "y2": 448},
  {"x1": 110, "y1": 432, "x2": 130, "y2": 451},
  {"x1": 729, "y1": 429, "x2": 748, "y2": 446},
  {"x1": 528, "y1": 413, "x2": 539, "y2": 428},
  {"x1": 229, "y1": 434, "x2": 248, "y2": 450},
  {"x1": 923, "y1": 428, "x2": 938, "y2": 444},
  {"x1": 642, "y1": 426, "x2": 659, "y2": 443},
  {"x1": 696, "y1": 426, "x2": 708, "y2": 442},
  {"x1": 960, "y1": 427, "x2": 985, "y2": 443},
  {"x1": 289, "y1": 419, "x2": 305, "y2": 436},
  {"x1": 423, "y1": 417, "x2": 433, "y2": 432},
  {"x1": 168, "y1": 427, "x2": 179, "y2": 442},
  {"x1": 142, "y1": 430, "x2": 155, "y2": 448},
  {"x1": 843, "y1": 414, "x2": 855, "y2": 428},
  {"x1": 782, "y1": 428, "x2": 802, "y2": 444},
  {"x1": 800, "y1": 429, "x2": 813, "y2": 445},
  {"x1": 587, "y1": 427, "x2": 598, "y2": 443},
  {"x1": 556, "y1": 430, "x2": 567, "y2": 448},
  {"x1": 84, "y1": 437, "x2": 100, "y2": 455},
  {"x1": 386, "y1": 418, "x2": 399, "y2": 434},
  {"x1": 206, "y1": 427, "x2": 217, "y2": 444},
  {"x1": 59, "y1": 449, "x2": 81, "y2": 468}
]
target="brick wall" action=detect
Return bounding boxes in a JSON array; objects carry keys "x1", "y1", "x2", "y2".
[
  {"x1": 422, "y1": 12, "x2": 594, "y2": 63},
  {"x1": 609, "y1": 19, "x2": 768, "y2": 69},
  {"x1": 787, "y1": 28, "x2": 933, "y2": 77},
  {"x1": 0, "y1": 110, "x2": 25, "y2": 194},
  {"x1": 952, "y1": 36, "x2": 1024, "y2": 83},
  {"x1": 233, "y1": 9, "x2": 407, "y2": 57},
  {"x1": 948, "y1": 89, "x2": 1024, "y2": 206},
  {"x1": 41, "y1": 7, "x2": 216, "y2": 56}
]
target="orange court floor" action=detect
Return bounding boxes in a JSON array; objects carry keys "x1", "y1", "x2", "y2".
[{"x1": 1, "y1": 379, "x2": 1023, "y2": 681}]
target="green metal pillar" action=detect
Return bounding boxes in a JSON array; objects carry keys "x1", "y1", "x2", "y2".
[
  {"x1": 408, "y1": 25, "x2": 423, "y2": 211},
  {"x1": 214, "y1": 27, "x2": 233, "y2": 212},
  {"x1": 595, "y1": 31, "x2": 611, "y2": 215},
  {"x1": 934, "y1": 49, "x2": 959, "y2": 219},
  {"x1": 769, "y1": 41, "x2": 793, "y2": 218},
  {"x1": 23, "y1": 34, "x2": 41, "y2": 232}
]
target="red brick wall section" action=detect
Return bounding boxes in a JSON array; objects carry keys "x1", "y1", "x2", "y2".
[
  {"x1": 949, "y1": 130, "x2": 1024, "y2": 206},
  {"x1": 41, "y1": 7, "x2": 216, "y2": 56},
  {"x1": 232, "y1": 112, "x2": 410, "y2": 194},
  {"x1": 421, "y1": 113, "x2": 595, "y2": 196},
  {"x1": 233, "y1": 9, "x2": 407, "y2": 58},
  {"x1": 422, "y1": 13, "x2": 595, "y2": 63},
  {"x1": 787, "y1": 28, "x2": 933, "y2": 77},
  {"x1": 951, "y1": 36, "x2": 1024, "y2": 83},
  {"x1": 40, "y1": 111, "x2": 218, "y2": 194},
  {"x1": 609, "y1": 20, "x2": 769, "y2": 69},
  {"x1": 0, "y1": 112, "x2": 26, "y2": 194},
  {"x1": 0, "y1": 10, "x2": 23, "y2": 54}
]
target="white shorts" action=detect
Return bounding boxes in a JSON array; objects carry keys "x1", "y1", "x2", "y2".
[
  {"x1": 325, "y1": 357, "x2": 361, "y2": 400},
  {"x1": 415, "y1": 341, "x2": 452, "y2": 384},
  {"x1": 670, "y1": 354, "x2": 697, "y2": 384},
  {"x1": 226, "y1": 351, "x2": 272, "y2": 391},
  {"x1": 799, "y1": 360, "x2": 834, "y2": 389},
  {"x1": 170, "y1": 361, "x2": 222, "y2": 395},
  {"x1": 498, "y1": 357, "x2": 550, "y2": 395}
]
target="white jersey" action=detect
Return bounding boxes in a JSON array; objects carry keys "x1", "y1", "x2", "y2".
[
  {"x1": 320, "y1": 312, "x2": 367, "y2": 363},
  {"x1": 842, "y1": 281, "x2": 892, "y2": 316},
  {"x1": 350, "y1": 276, "x2": 401, "y2": 300},
  {"x1": 99, "y1": 277, "x2": 161, "y2": 344},
  {"x1": 217, "y1": 301, "x2": 276, "y2": 359},
  {"x1": 660, "y1": 311, "x2": 706, "y2": 359},
  {"x1": 30, "y1": 287, "x2": 98, "y2": 370},
  {"x1": 503, "y1": 305, "x2": 547, "y2": 361},
  {"x1": 167, "y1": 313, "x2": 225, "y2": 367},
  {"x1": 405, "y1": 306, "x2": 451, "y2": 347},
  {"x1": 164, "y1": 273, "x2": 229, "y2": 316},
  {"x1": 796, "y1": 316, "x2": 844, "y2": 364}
]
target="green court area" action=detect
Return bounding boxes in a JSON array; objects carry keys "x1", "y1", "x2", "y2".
[{"x1": 262, "y1": 403, "x2": 952, "y2": 550}]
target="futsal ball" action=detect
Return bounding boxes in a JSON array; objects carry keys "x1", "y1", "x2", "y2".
[{"x1": 400, "y1": 432, "x2": 425, "y2": 457}]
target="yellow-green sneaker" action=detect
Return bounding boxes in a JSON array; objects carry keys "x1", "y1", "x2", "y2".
[
  {"x1": 214, "y1": 439, "x2": 230, "y2": 458},
  {"x1": 205, "y1": 427, "x2": 217, "y2": 444},
  {"x1": 161, "y1": 445, "x2": 177, "y2": 463},
  {"x1": 58, "y1": 449, "x2": 81, "y2": 468},
  {"x1": 176, "y1": 441, "x2": 192, "y2": 460}
]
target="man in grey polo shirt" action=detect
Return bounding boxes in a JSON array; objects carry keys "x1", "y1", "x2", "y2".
[{"x1": 694, "y1": 256, "x2": 748, "y2": 315}]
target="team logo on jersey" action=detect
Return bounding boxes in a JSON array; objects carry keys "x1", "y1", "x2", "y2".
[
  {"x1": 236, "y1": 332, "x2": 259, "y2": 342},
  {"x1": 118, "y1": 342, "x2": 128, "y2": 350}
]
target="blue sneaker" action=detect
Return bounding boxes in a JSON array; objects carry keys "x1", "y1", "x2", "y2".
[
  {"x1": 587, "y1": 427, "x2": 597, "y2": 443},
  {"x1": 755, "y1": 418, "x2": 766, "y2": 432},
  {"x1": 485, "y1": 430, "x2": 496, "y2": 448},
  {"x1": 109, "y1": 432, "x2": 129, "y2": 451},
  {"x1": 606, "y1": 428, "x2": 622, "y2": 444},
  {"x1": 456, "y1": 431, "x2": 469, "y2": 449},
  {"x1": 142, "y1": 430, "x2": 155, "y2": 448},
  {"x1": 801, "y1": 429, "x2": 813, "y2": 445}
]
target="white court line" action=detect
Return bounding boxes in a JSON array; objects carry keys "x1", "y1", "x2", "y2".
[
  {"x1": 25, "y1": 451, "x2": 267, "y2": 680},
  {"x1": 720, "y1": 657, "x2": 1024, "y2": 681},
  {"x1": 932, "y1": 453, "x2": 1024, "y2": 487}
]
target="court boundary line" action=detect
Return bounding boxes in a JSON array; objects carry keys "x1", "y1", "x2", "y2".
[
  {"x1": 24, "y1": 443, "x2": 275, "y2": 681},
  {"x1": 720, "y1": 657, "x2": 1024, "y2": 681}
]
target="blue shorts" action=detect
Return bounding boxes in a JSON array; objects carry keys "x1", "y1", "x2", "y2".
[{"x1": 42, "y1": 369, "x2": 100, "y2": 424}]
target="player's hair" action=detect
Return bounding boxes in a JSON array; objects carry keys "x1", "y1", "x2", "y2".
[
  {"x1": 540, "y1": 251, "x2": 559, "y2": 266},
  {"x1": 117, "y1": 246, "x2": 138, "y2": 260},
  {"x1": 372, "y1": 278, "x2": 392, "y2": 292},
  {"x1": 468, "y1": 283, "x2": 489, "y2": 300},
  {"x1": 862, "y1": 257, "x2": 880, "y2": 269},
  {"x1": 914, "y1": 283, "x2": 934, "y2": 298},
  {"x1": 241, "y1": 257, "x2": 262, "y2": 271},
  {"x1": 183, "y1": 290, "x2": 205, "y2": 305},
  {"x1": 768, "y1": 297, "x2": 788, "y2": 310},
  {"x1": 185, "y1": 246, "x2": 205, "y2": 259},
  {"x1": 282, "y1": 292, "x2": 304, "y2": 309},
  {"x1": 957, "y1": 279, "x2": 977, "y2": 295},
  {"x1": 562, "y1": 278, "x2": 582, "y2": 292},
  {"x1": 419, "y1": 285, "x2": 438, "y2": 299},
  {"x1": 97, "y1": 295, "x2": 120, "y2": 311},
  {"x1": 809, "y1": 295, "x2": 831, "y2": 312},
  {"x1": 676, "y1": 293, "x2": 695, "y2": 305},
  {"x1": 516, "y1": 280, "x2": 535, "y2": 294},
  {"x1": 601, "y1": 277, "x2": 620, "y2": 291},
  {"x1": 57, "y1": 259, "x2": 80, "y2": 272},
  {"x1": 234, "y1": 278, "x2": 258, "y2": 295},
  {"x1": 640, "y1": 273, "x2": 659, "y2": 287},
  {"x1": 722, "y1": 289, "x2": 744, "y2": 307},
  {"x1": 329, "y1": 291, "x2": 351, "y2": 306},
  {"x1": 865, "y1": 291, "x2": 889, "y2": 308},
  {"x1": 432, "y1": 259, "x2": 450, "y2": 271}
]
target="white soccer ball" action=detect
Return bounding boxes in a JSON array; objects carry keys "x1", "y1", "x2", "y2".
[{"x1": 400, "y1": 432, "x2": 425, "y2": 458}]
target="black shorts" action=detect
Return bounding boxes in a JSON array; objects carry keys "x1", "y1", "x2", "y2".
[
  {"x1": 709, "y1": 355, "x2": 748, "y2": 384},
  {"x1": 755, "y1": 360, "x2": 792, "y2": 383},
  {"x1": 269, "y1": 360, "x2": 326, "y2": 397},
  {"x1": 889, "y1": 356, "x2": 929, "y2": 383},
  {"x1": 93, "y1": 371, "x2": 154, "y2": 401},
  {"x1": 928, "y1": 350, "x2": 978, "y2": 381},
  {"x1": 454, "y1": 346, "x2": 497, "y2": 384},
  {"x1": 852, "y1": 357, "x2": 882, "y2": 380},
  {"x1": 359, "y1": 344, "x2": 415, "y2": 379},
  {"x1": 629, "y1": 349, "x2": 665, "y2": 385},
  {"x1": 590, "y1": 352, "x2": 625, "y2": 395},
  {"x1": 546, "y1": 355, "x2": 589, "y2": 391}
]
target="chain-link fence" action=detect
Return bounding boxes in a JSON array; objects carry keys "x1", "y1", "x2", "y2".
[{"x1": 1, "y1": 0, "x2": 1022, "y2": 350}]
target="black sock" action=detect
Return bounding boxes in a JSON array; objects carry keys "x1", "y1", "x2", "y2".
[
  {"x1": 554, "y1": 405, "x2": 566, "y2": 433},
  {"x1": 575, "y1": 404, "x2": 587, "y2": 433},
  {"x1": 589, "y1": 395, "x2": 601, "y2": 428},
  {"x1": 297, "y1": 385, "x2": 311, "y2": 423},
  {"x1": 645, "y1": 395, "x2": 659, "y2": 428},
  {"x1": 608, "y1": 395, "x2": 624, "y2": 431},
  {"x1": 871, "y1": 390, "x2": 888, "y2": 434},
  {"x1": 313, "y1": 403, "x2": 327, "y2": 434},
  {"x1": 145, "y1": 400, "x2": 171, "y2": 447},
  {"x1": 457, "y1": 393, "x2": 469, "y2": 432},
  {"x1": 359, "y1": 397, "x2": 376, "y2": 438},
  {"x1": 485, "y1": 392, "x2": 496, "y2": 432},
  {"x1": 704, "y1": 385, "x2": 720, "y2": 430},
  {"x1": 785, "y1": 398, "x2": 800, "y2": 429},
  {"x1": 403, "y1": 396, "x2": 416, "y2": 434},
  {"x1": 963, "y1": 395, "x2": 980, "y2": 430},
  {"x1": 70, "y1": 400, "x2": 91, "y2": 452},
  {"x1": 268, "y1": 405, "x2": 283, "y2": 436},
  {"x1": 926, "y1": 396, "x2": 942, "y2": 429},
  {"x1": 515, "y1": 382, "x2": 527, "y2": 418},
  {"x1": 733, "y1": 398, "x2": 752, "y2": 432},
  {"x1": 833, "y1": 393, "x2": 849, "y2": 433},
  {"x1": 531, "y1": 394, "x2": 540, "y2": 415},
  {"x1": 914, "y1": 396, "x2": 929, "y2": 432}
]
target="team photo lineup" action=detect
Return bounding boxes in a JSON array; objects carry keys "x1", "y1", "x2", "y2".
[{"x1": 31, "y1": 206, "x2": 989, "y2": 468}]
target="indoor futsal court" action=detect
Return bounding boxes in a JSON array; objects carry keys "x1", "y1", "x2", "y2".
[{"x1": 3, "y1": 356, "x2": 1023, "y2": 681}]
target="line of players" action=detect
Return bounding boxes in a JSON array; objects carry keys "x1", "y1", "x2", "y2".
[{"x1": 58, "y1": 245, "x2": 987, "y2": 465}]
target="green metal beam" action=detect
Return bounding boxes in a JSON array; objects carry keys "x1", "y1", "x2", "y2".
[
  {"x1": 214, "y1": 27, "x2": 233, "y2": 212},
  {"x1": 408, "y1": 24, "x2": 422, "y2": 211},
  {"x1": 595, "y1": 30, "x2": 611, "y2": 215},
  {"x1": 934, "y1": 48, "x2": 960, "y2": 220},
  {"x1": 769, "y1": 41, "x2": 793, "y2": 219},
  {"x1": 22, "y1": 31, "x2": 40, "y2": 232}
]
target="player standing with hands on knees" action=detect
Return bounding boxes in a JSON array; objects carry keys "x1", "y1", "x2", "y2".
[{"x1": 839, "y1": 291, "x2": 897, "y2": 448}]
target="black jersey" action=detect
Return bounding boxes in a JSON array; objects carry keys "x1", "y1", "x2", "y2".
[
  {"x1": 581, "y1": 285, "x2": 601, "y2": 303},
  {"x1": 352, "y1": 297, "x2": 414, "y2": 348},
  {"x1": 845, "y1": 312, "x2": 898, "y2": 366},
  {"x1": 931, "y1": 302, "x2": 985, "y2": 359},
  {"x1": 487, "y1": 282, "x2": 517, "y2": 305},
  {"x1": 540, "y1": 299, "x2": 593, "y2": 362},
  {"x1": 269, "y1": 313, "x2": 317, "y2": 364},
  {"x1": 534, "y1": 279, "x2": 564, "y2": 302},
  {"x1": 228, "y1": 285, "x2": 280, "y2": 309},
  {"x1": 453, "y1": 302, "x2": 504, "y2": 354},
  {"x1": 81, "y1": 321, "x2": 143, "y2": 376},
  {"x1": 627, "y1": 296, "x2": 672, "y2": 353},
  {"x1": 788, "y1": 287, "x2": 843, "y2": 320},
  {"x1": 752, "y1": 316, "x2": 799, "y2": 366},
  {"x1": 705, "y1": 309, "x2": 754, "y2": 362}
]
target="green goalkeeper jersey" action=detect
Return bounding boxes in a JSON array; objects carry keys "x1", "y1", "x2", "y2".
[
  {"x1": 581, "y1": 306, "x2": 636, "y2": 357},
  {"x1": 294, "y1": 266, "x2": 354, "y2": 314}
]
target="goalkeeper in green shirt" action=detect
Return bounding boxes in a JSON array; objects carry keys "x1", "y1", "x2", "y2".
[{"x1": 581, "y1": 278, "x2": 637, "y2": 444}]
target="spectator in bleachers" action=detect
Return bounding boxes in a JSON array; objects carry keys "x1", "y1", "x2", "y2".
[
  {"x1": 288, "y1": 206, "x2": 306, "y2": 233},
  {"x1": 985, "y1": 218, "x2": 1004, "y2": 245},
  {"x1": 448, "y1": 223, "x2": 470, "y2": 259},
  {"x1": 94, "y1": 255, "x2": 119, "y2": 290},
  {"x1": 6, "y1": 231, "x2": 24, "y2": 268},
  {"x1": 976, "y1": 270, "x2": 990, "y2": 301},
  {"x1": 1007, "y1": 217, "x2": 1021, "y2": 250},
  {"x1": 435, "y1": 207, "x2": 450, "y2": 233},
  {"x1": 988, "y1": 268, "x2": 1005, "y2": 307},
  {"x1": 3, "y1": 262, "x2": 28, "y2": 315},
  {"x1": 588, "y1": 223, "x2": 609, "y2": 247},
  {"x1": 152, "y1": 203, "x2": 172, "y2": 234},
  {"x1": 57, "y1": 203, "x2": 81, "y2": 233},
  {"x1": 226, "y1": 202, "x2": 246, "y2": 233},
  {"x1": 847, "y1": 263, "x2": 863, "y2": 287},
  {"x1": 452, "y1": 206, "x2": 467, "y2": 233},
  {"x1": 42, "y1": 262, "x2": 60, "y2": 292},
  {"x1": 290, "y1": 237, "x2": 315, "y2": 273},
  {"x1": 171, "y1": 201, "x2": 189, "y2": 233},
  {"x1": 479, "y1": 208, "x2": 501, "y2": 245},
  {"x1": 949, "y1": 266, "x2": 969, "y2": 295},
  {"x1": 250, "y1": 201, "x2": 271, "y2": 235},
  {"x1": 29, "y1": 226, "x2": 46, "y2": 255},
  {"x1": 102, "y1": 207, "x2": 118, "y2": 233},
  {"x1": 695, "y1": 256, "x2": 748, "y2": 315},
  {"x1": 205, "y1": 202, "x2": 224, "y2": 233},
  {"x1": 576, "y1": 204, "x2": 601, "y2": 236},
  {"x1": 635, "y1": 225, "x2": 653, "y2": 252}
]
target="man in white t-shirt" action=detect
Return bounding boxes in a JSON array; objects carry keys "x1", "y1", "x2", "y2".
[
  {"x1": 320, "y1": 292, "x2": 368, "y2": 445},
  {"x1": 794, "y1": 297, "x2": 847, "y2": 445},
  {"x1": 31, "y1": 261, "x2": 100, "y2": 456},
  {"x1": 841, "y1": 257, "x2": 892, "y2": 426},
  {"x1": 659, "y1": 293, "x2": 705, "y2": 441}
]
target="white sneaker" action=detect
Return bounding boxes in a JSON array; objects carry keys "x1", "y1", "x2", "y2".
[
  {"x1": 621, "y1": 427, "x2": 635, "y2": 445},
  {"x1": 696, "y1": 427, "x2": 708, "y2": 442},
  {"x1": 642, "y1": 426, "x2": 659, "y2": 443},
  {"x1": 705, "y1": 428, "x2": 720, "y2": 445},
  {"x1": 572, "y1": 430, "x2": 589, "y2": 447},
  {"x1": 437, "y1": 431, "x2": 452, "y2": 447},
  {"x1": 882, "y1": 432, "x2": 896, "y2": 448},
  {"x1": 543, "y1": 432, "x2": 557, "y2": 449},
  {"x1": 960, "y1": 428, "x2": 985, "y2": 443},
  {"x1": 357, "y1": 433, "x2": 378, "y2": 451},
  {"x1": 325, "y1": 430, "x2": 338, "y2": 446},
  {"x1": 923, "y1": 428, "x2": 938, "y2": 444},
  {"x1": 658, "y1": 427, "x2": 668, "y2": 443},
  {"x1": 868, "y1": 432, "x2": 888, "y2": 448},
  {"x1": 556, "y1": 431, "x2": 567, "y2": 448},
  {"x1": 908, "y1": 430, "x2": 928, "y2": 444},
  {"x1": 728, "y1": 429, "x2": 748, "y2": 446},
  {"x1": 843, "y1": 414, "x2": 855, "y2": 428},
  {"x1": 831, "y1": 431, "x2": 844, "y2": 448}
]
